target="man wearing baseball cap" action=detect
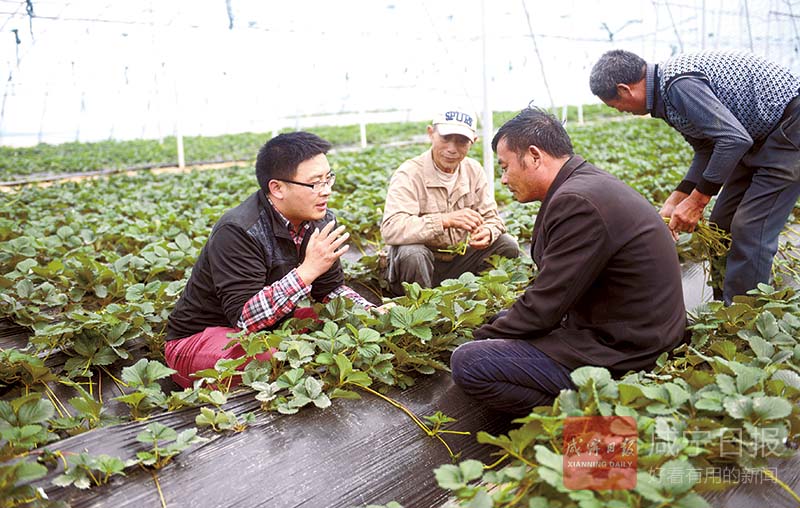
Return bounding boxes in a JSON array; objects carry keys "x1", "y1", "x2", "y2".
[{"x1": 381, "y1": 108, "x2": 520, "y2": 296}]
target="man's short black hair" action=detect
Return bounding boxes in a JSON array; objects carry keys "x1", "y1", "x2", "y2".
[
  {"x1": 589, "y1": 49, "x2": 647, "y2": 101},
  {"x1": 256, "y1": 131, "x2": 332, "y2": 194},
  {"x1": 492, "y1": 107, "x2": 574, "y2": 159}
]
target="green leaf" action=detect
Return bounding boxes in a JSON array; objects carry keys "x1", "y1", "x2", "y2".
[
  {"x1": 715, "y1": 374, "x2": 737, "y2": 395},
  {"x1": 304, "y1": 377, "x2": 323, "y2": 400},
  {"x1": 15, "y1": 279, "x2": 34, "y2": 298},
  {"x1": 659, "y1": 459, "x2": 697, "y2": 496},
  {"x1": 465, "y1": 489, "x2": 492, "y2": 508},
  {"x1": 13, "y1": 460, "x2": 48, "y2": 483},
  {"x1": 136, "y1": 422, "x2": 177, "y2": 444},
  {"x1": 570, "y1": 366, "x2": 612, "y2": 388},
  {"x1": 635, "y1": 471, "x2": 669, "y2": 503},
  {"x1": 755, "y1": 311, "x2": 780, "y2": 339},
  {"x1": 729, "y1": 362, "x2": 764, "y2": 393},
  {"x1": 316, "y1": 352, "x2": 335, "y2": 365},
  {"x1": 122, "y1": 358, "x2": 176, "y2": 387},
  {"x1": 114, "y1": 391, "x2": 147, "y2": 407},
  {"x1": 312, "y1": 394, "x2": 331, "y2": 409},
  {"x1": 175, "y1": 233, "x2": 192, "y2": 251},
  {"x1": 408, "y1": 326, "x2": 432, "y2": 341},
  {"x1": 740, "y1": 331, "x2": 775, "y2": 359},
  {"x1": 435, "y1": 464, "x2": 465, "y2": 490},
  {"x1": 709, "y1": 340, "x2": 737, "y2": 361},
  {"x1": 329, "y1": 388, "x2": 361, "y2": 400},
  {"x1": 334, "y1": 354, "x2": 353, "y2": 384},
  {"x1": 723, "y1": 395, "x2": 752, "y2": 419},
  {"x1": 618, "y1": 383, "x2": 644, "y2": 405},
  {"x1": 199, "y1": 390, "x2": 227, "y2": 406},
  {"x1": 751, "y1": 396, "x2": 793, "y2": 421},
  {"x1": 15, "y1": 258, "x2": 37, "y2": 273},
  {"x1": 534, "y1": 445, "x2": 563, "y2": 473},
  {"x1": 344, "y1": 370, "x2": 372, "y2": 387},
  {"x1": 664, "y1": 382, "x2": 691, "y2": 407},
  {"x1": 673, "y1": 493, "x2": 711, "y2": 508},
  {"x1": 275, "y1": 368, "x2": 305, "y2": 389},
  {"x1": 772, "y1": 370, "x2": 800, "y2": 390},
  {"x1": 458, "y1": 460, "x2": 484, "y2": 482},
  {"x1": 16, "y1": 397, "x2": 54, "y2": 425},
  {"x1": 126, "y1": 283, "x2": 146, "y2": 302},
  {"x1": 357, "y1": 327, "x2": 382, "y2": 343},
  {"x1": 411, "y1": 306, "x2": 438, "y2": 325}
]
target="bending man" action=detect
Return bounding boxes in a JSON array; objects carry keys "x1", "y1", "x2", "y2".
[{"x1": 590, "y1": 49, "x2": 800, "y2": 303}]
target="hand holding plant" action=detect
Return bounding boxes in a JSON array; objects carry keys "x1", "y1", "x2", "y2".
[
  {"x1": 442, "y1": 208, "x2": 483, "y2": 232},
  {"x1": 437, "y1": 234, "x2": 470, "y2": 256},
  {"x1": 467, "y1": 227, "x2": 491, "y2": 250},
  {"x1": 668, "y1": 189, "x2": 711, "y2": 233},
  {"x1": 659, "y1": 189, "x2": 689, "y2": 219}
]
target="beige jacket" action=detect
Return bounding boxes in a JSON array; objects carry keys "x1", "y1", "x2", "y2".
[{"x1": 381, "y1": 149, "x2": 506, "y2": 249}]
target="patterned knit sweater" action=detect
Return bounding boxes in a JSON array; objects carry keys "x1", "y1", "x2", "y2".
[{"x1": 658, "y1": 50, "x2": 799, "y2": 142}]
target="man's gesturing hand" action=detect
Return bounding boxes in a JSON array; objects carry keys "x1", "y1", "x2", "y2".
[
  {"x1": 442, "y1": 208, "x2": 484, "y2": 232},
  {"x1": 296, "y1": 222, "x2": 350, "y2": 285}
]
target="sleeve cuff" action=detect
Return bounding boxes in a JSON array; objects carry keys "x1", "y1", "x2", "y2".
[
  {"x1": 695, "y1": 177, "x2": 722, "y2": 196},
  {"x1": 425, "y1": 214, "x2": 445, "y2": 238},
  {"x1": 324, "y1": 285, "x2": 375, "y2": 308},
  {"x1": 675, "y1": 180, "x2": 696, "y2": 194}
]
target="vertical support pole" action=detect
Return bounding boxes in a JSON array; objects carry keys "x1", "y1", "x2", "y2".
[
  {"x1": 578, "y1": 104, "x2": 584, "y2": 125},
  {"x1": 169, "y1": 60, "x2": 185, "y2": 168},
  {"x1": 743, "y1": 0, "x2": 754, "y2": 52},
  {"x1": 701, "y1": 0, "x2": 707, "y2": 49},
  {"x1": 481, "y1": 0, "x2": 494, "y2": 187},
  {"x1": 359, "y1": 108, "x2": 367, "y2": 148}
]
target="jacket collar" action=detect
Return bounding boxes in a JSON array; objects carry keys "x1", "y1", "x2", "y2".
[
  {"x1": 538, "y1": 154, "x2": 585, "y2": 215},
  {"x1": 421, "y1": 149, "x2": 472, "y2": 203},
  {"x1": 259, "y1": 191, "x2": 300, "y2": 240},
  {"x1": 648, "y1": 64, "x2": 667, "y2": 120},
  {"x1": 531, "y1": 155, "x2": 586, "y2": 253}
]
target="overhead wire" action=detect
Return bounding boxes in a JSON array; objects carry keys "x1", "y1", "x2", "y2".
[
  {"x1": 0, "y1": 0, "x2": 24, "y2": 32},
  {"x1": 521, "y1": 0, "x2": 554, "y2": 111},
  {"x1": 421, "y1": 2, "x2": 475, "y2": 108}
]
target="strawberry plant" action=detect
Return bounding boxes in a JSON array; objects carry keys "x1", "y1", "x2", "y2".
[
  {"x1": 52, "y1": 452, "x2": 130, "y2": 489},
  {"x1": 134, "y1": 422, "x2": 206, "y2": 470}
]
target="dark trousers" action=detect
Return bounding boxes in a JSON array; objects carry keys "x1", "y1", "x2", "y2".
[
  {"x1": 710, "y1": 96, "x2": 800, "y2": 303},
  {"x1": 386, "y1": 233, "x2": 520, "y2": 296},
  {"x1": 450, "y1": 337, "x2": 574, "y2": 415}
]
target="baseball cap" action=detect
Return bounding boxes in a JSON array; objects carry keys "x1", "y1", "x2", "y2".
[{"x1": 432, "y1": 109, "x2": 477, "y2": 140}]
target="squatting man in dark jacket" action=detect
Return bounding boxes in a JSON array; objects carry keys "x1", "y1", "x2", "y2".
[
  {"x1": 164, "y1": 132, "x2": 380, "y2": 388},
  {"x1": 451, "y1": 108, "x2": 687, "y2": 415},
  {"x1": 589, "y1": 49, "x2": 800, "y2": 304}
]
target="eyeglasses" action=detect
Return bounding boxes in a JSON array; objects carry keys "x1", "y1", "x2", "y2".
[{"x1": 275, "y1": 172, "x2": 336, "y2": 193}]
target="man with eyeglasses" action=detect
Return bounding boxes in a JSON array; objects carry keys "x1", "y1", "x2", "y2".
[
  {"x1": 164, "y1": 131, "x2": 374, "y2": 388},
  {"x1": 381, "y1": 108, "x2": 520, "y2": 296}
]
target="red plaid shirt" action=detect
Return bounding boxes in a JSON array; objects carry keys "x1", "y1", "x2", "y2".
[{"x1": 237, "y1": 201, "x2": 373, "y2": 333}]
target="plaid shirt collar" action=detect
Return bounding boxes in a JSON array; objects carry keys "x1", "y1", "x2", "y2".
[{"x1": 266, "y1": 196, "x2": 310, "y2": 247}]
